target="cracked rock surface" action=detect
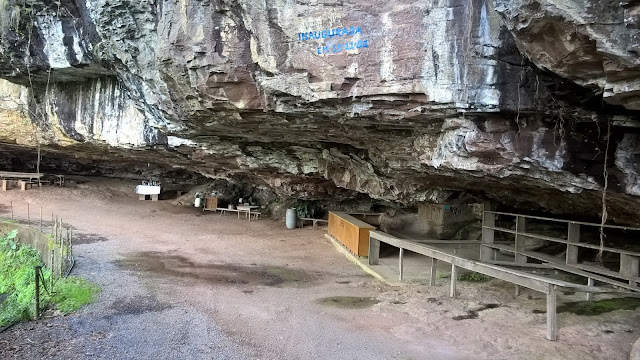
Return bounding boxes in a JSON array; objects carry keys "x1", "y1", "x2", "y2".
[{"x1": 0, "y1": 0, "x2": 639, "y2": 224}]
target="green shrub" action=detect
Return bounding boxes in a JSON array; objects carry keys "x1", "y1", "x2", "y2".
[
  {"x1": 0, "y1": 230, "x2": 99, "y2": 327},
  {"x1": 457, "y1": 272, "x2": 493, "y2": 282}
]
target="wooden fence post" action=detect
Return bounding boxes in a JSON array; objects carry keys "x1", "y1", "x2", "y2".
[
  {"x1": 399, "y1": 248, "x2": 404, "y2": 281},
  {"x1": 429, "y1": 257, "x2": 437, "y2": 286},
  {"x1": 34, "y1": 266, "x2": 40, "y2": 319},
  {"x1": 480, "y1": 201, "x2": 495, "y2": 261},
  {"x1": 546, "y1": 285, "x2": 557, "y2": 341},
  {"x1": 368, "y1": 234, "x2": 380, "y2": 265},
  {"x1": 515, "y1": 216, "x2": 527, "y2": 264},
  {"x1": 450, "y1": 263, "x2": 457, "y2": 298},
  {"x1": 566, "y1": 223, "x2": 580, "y2": 265}
]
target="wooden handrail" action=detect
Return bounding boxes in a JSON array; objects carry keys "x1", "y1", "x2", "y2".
[
  {"x1": 485, "y1": 210, "x2": 640, "y2": 231},
  {"x1": 484, "y1": 225, "x2": 640, "y2": 257}
]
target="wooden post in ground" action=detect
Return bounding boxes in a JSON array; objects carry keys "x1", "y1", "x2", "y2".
[
  {"x1": 368, "y1": 235, "x2": 380, "y2": 265},
  {"x1": 27, "y1": 203, "x2": 30, "y2": 226},
  {"x1": 546, "y1": 285, "x2": 557, "y2": 341},
  {"x1": 1, "y1": 179, "x2": 7, "y2": 191},
  {"x1": 399, "y1": 248, "x2": 404, "y2": 281},
  {"x1": 515, "y1": 285, "x2": 521, "y2": 296},
  {"x1": 429, "y1": 257, "x2": 437, "y2": 286},
  {"x1": 620, "y1": 254, "x2": 639, "y2": 287},
  {"x1": 566, "y1": 223, "x2": 581, "y2": 265},
  {"x1": 480, "y1": 201, "x2": 495, "y2": 261},
  {"x1": 450, "y1": 264, "x2": 457, "y2": 298},
  {"x1": 10, "y1": 200, "x2": 13, "y2": 220},
  {"x1": 19, "y1": 180, "x2": 26, "y2": 191},
  {"x1": 34, "y1": 266, "x2": 40, "y2": 319},
  {"x1": 586, "y1": 278, "x2": 594, "y2": 301},
  {"x1": 514, "y1": 216, "x2": 527, "y2": 264},
  {"x1": 40, "y1": 207, "x2": 42, "y2": 232}
]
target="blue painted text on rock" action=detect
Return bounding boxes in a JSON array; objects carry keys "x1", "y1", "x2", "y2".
[
  {"x1": 298, "y1": 26, "x2": 362, "y2": 41},
  {"x1": 317, "y1": 39, "x2": 370, "y2": 54}
]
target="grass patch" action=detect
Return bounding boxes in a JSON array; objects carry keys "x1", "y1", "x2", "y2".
[
  {"x1": 557, "y1": 297, "x2": 640, "y2": 316},
  {"x1": 52, "y1": 277, "x2": 99, "y2": 313},
  {"x1": 0, "y1": 230, "x2": 99, "y2": 327},
  {"x1": 457, "y1": 272, "x2": 493, "y2": 282}
]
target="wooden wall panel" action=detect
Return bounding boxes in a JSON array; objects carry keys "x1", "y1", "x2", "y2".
[{"x1": 329, "y1": 212, "x2": 376, "y2": 256}]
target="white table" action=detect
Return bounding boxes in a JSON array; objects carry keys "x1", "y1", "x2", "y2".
[
  {"x1": 236, "y1": 205, "x2": 260, "y2": 221},
  {"x1": 136, "y1": 185, "x2": 161, "y2": 201}
]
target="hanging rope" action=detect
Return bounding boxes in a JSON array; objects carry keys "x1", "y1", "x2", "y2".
[{"x1": 597, "y1": 119, "x2": 611, "y2": 263}]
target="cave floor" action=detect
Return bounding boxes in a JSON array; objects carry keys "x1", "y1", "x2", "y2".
[{"x1": 0, "y1": 177, "x2": 638, "y2": 359}]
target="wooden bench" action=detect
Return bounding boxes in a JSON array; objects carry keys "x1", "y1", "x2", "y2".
[
  {"x1": 53, "y1": 175, "x2": 65, "y2": 187},
  {"x1": 0, "y1": 172, "x2": 44, "y2": 191},
  {"x1": 298, "y1": 218, "x2": 328, "y2": 230},
  {"x1": 217, "y1": 207, "x2": 261, "y2": 220},
  {"x1": 1, "y1": 179, "x2": 37, "y2": 191}
]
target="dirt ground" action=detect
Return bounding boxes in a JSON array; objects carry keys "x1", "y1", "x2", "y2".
[{"x1": 0, "y1": 177, "x2": 638, "y2": 359}]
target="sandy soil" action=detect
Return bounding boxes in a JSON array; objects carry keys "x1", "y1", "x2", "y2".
[{"x1": 0, "y1": 177, "x2": 638, "y2": 359}]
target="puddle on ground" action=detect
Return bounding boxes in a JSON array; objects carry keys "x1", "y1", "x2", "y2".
[
  {"x1": 452, "y1": 303, "x2": 500, "y2": 321},
  {"x1": 73, "y1": 232, "x2": 109, "y2": 244},
  {"x1": 115, "y1": 251, "x2": 313, "y2": 287},
  {"x1": 557, "y1": 297, "x2": 640, "y2": 316},
  {"x1": 316, "y1": 296, "x2": 380, "y2": 309}
]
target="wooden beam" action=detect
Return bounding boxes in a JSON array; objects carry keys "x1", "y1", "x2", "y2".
[
  {"x1": 515, "y1": 216, "x2": 527, "y2": 264},
  {"x1": 486, "y1": 210, "x2": 640, "y2": 232},
  {"x1": 450, "y1": 263, "x2": 457, "y2": 298},
  {"x1": 368, "y1": 236, "x2": 380, "y2": 265},
  {"x1": 485, "y1": 225, "x2": 640, "y2": 257},
  {"x1": 546, "y1": 286, "x2": 557, "y2": 341},
  {"x1": 620, "y1": 254, "x2": 639, "y2": 287},
  {"x1": 566, "y1": 223, "x2": 580, "y2": 265},
  {"x1": 483, "y1": 243, "x2": 640, "y2": 292},
  {"x1": 480, "y1": 202, "x2": 496, "y2": 262},
  {"x1": 371, "y1": 231, "x2": 555, "y2": 293},
  {"x1": 429, "y1": 257, "x2": 437, "y2": 286},
  {"x1": 399, "y1": 248, "x2": 404, "y2": 281},
  {"x1": 486, "y1": 260, "x2": 552, "y2": 269}
]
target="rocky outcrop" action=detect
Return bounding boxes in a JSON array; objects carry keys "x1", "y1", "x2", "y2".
[
  {"x1": 495, "y1": 0, "x2": 640, "y2": 109},
  {"x1": 0, "y1": 0, "x2": 639, "y2": 225}
]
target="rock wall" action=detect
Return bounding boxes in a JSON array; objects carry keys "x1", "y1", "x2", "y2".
[{"x1": 0, "y1": 0, "x2": 639, "y2": 225}]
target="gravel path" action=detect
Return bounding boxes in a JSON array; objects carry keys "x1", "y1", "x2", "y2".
[{"x1": 1, "y1": 178, "x2": 638, "y2": 359}]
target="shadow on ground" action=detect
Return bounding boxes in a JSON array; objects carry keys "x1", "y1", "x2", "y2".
[{"x1": 115, "y1": 251, "x2": 315, "y2": 288}]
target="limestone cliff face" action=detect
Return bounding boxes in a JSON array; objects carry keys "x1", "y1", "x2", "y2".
[{"x1": 0, "y1": 0, "x2": 639, "y2": 224}]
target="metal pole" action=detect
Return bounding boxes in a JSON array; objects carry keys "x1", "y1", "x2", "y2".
[
  {"x1": 34, "y1": 266, "x2": 40, "y2": 319},
  {"x1": 27, "y1": 203, "x2": 30, "y2": 226}
]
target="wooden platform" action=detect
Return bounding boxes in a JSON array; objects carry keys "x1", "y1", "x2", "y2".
[{"x1": 367, "y1": 230, "x2": 635, "y2": 341}]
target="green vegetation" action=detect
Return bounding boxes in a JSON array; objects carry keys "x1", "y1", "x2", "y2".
[
  {"x1": 51, "y1": 277, "x2": 99, "y2": 313},
  {"x1": 0, "y1": 230, "x2": 99, "y2": 327},
  {"x1": 294, "y1": 200, "x2": 318, "y2": 219},
  {"x1": 457, "y1": 272, "x2": 493, "y2": 282},
  {"x1": 557, "y1": 297, "x2": 640, "y2": 316}
]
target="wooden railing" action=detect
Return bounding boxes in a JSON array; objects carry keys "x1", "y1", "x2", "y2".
[
  {"x1": 481, "y1": 210, "x2": 640, "y2": 293},
  {"x1": 367, "y1": 230, "x2": 631, "y2": 341}
]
